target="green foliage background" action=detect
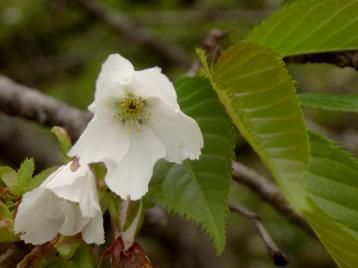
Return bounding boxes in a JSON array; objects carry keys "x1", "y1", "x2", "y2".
[{"x1": 1, "y1": 0, "x2": 358, "y2": 267}]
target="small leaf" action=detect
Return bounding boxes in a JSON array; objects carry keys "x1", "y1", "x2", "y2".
[
  {"x1": 0, "y1": 201, "x2": 18, "y2": 242},
  {"x1": 149, "y1": 77, "x2": 234, "y2": 254},
  {"x1": 247, "y1": 0, "x2": 358, "y2": 56},
  {"x1": 12, "y1": 158, "x2": 35, "y2": 195},
  {"x1": 0, "y1": 200, "x2": 12, "y2": 218},
  {"x1": 28, "y1": 167, "x2": 58, "y2": 190},
  {"x1": 0, "y1": 218, "x2": 18, "y2": 242},
  {"x1": 51, "y1": 126, "x2": 72, "y2": 162},
  {"x1": 0, "y1": 166, "x2": 17, "y2": 189},
  {"x1": 195, "y1": 47, "x2": 210, "y2": 75},
  {"x1": 299, "y1": 93, "x2": 358, "y2": 112}
]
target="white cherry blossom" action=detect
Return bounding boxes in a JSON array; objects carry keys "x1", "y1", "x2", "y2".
[
  {"x1": 14, "y1": 162, "x2": 104, "y2": 245},
  {"x1": 69, "y1": 53, "x2": 203, "y2": 200}
]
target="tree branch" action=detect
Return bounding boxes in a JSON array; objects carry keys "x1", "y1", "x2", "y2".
[
  {"x1": 73, "y1": 0, "x2": 190, "y2": 68},
  {"x1": 131, "y1": 10, "x2": 272, "y2": 26},
  {"x1": 188, "y1": 28, "x2": 227, "y2": 76},
  {"x1": 229, "y1": 202, "x2": 288, "y2": 266},
  {"x1": 0, "y1": 76, "x2": 91, "y2": 141},
  {"x1": 285, "y1": 51, "x2": 358, "y2": 70},
  {"x1": 0, "y1": 75, "x2": 314, "y2": 237},
  {"x1": 232, "y1": 161, "x2": 314, "y2": 236}
]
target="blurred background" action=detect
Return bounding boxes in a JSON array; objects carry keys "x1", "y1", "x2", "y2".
[{"x1": 1, "y1": 0, "x2": 357, "y2": 267}]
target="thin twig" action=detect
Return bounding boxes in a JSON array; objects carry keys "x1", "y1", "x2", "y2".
[
  {"x1": 188, "y1": 28, "x2": 227, "y2": 76},
  {"x1": 0, "y1": 76, "x2": 91, "y2": 141},
  {"x1": 132, "y1": 10, "x2": 272, "y2": 26},
  {"x1": 0, "y1": 75, "x2": 314, "y2": 237},
  {"x1": 232, "y1": 161, "x2": 315, "y2": 236},
  {"x1": 229, "y1": 202, "x2": 289, "y2": 266},
  {"x1": 73, "y1": 0, "x2": 190, "y2": 68}
]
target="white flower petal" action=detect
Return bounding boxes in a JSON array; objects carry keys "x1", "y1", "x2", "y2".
[
  {"x1": 46, "y1": 163, "x2": 101, "y2": 217},
  {"x1": 145, "y1": 97, "x2": 203, "y2": 163},
  {"x1": 130, "y1": 67, "x2": 179, "y2": 108},
  {"x1": 42, "y1": 162, "x2": 86, "y2": 189},
  {"x1": 68, "y1": 115, "x2": 130, "y2": 165},
  {"x1": 100, "y1": 54, "x2": 134, "y2": 83},
  {"x1": 14, "y1": 189, "x2": 64, "y2": 245},
  {"x1": 59, "y1": 201, "x2": 89, "y2": 236},
  {"x1": 121, "y1": 200, "x2": 143, "y2": 250},
  {"x1": 91, "y1": 54, "x2": 135, "y2": 113},
  {"x1": 105, "y1": 125, "x2": 166, "y2": 200},
  {"x1": 15, "y1": 163, "x2": 105, "y2": 245},
  {"x1": 81, "y1": 212, "x2": 105, "y2": 245}
]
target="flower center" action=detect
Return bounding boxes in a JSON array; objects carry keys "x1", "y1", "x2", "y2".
[{"x1": 116, "y1": 95, "x2": 146, "y2": 125}]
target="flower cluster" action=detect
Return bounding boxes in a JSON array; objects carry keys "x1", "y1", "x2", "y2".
[{"x1": 14, "y1": 54, "x2": 203, "y2": 245}]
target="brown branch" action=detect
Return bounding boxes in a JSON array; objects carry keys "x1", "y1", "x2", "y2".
[
  {"x1": 232, "y1": 161, "x2": 315, "y2": 236},
  {"x1": 229, "y1": 202, "x2": 288, "y2": 266},
  {"x1": 285, "y1": 51, "x2": 358, "y2": 70},
  {"x1": 0, "y1": 75, "x2": 314, "y2": 237},
  {"x1": 73, "y1": 0, "x2": 190, "y2": 68},
  {"x1": 0, "y1": 242, "x2": 32, "y2": 267},
  {"x1": 132, "y1": 10, "x2": 272, "y2": 26},
  {"x1": 188, "y1": 28, "x2": 227, "y2": 76},
  {"x1": 0, "y1": 76, "x2": 91, "y2": 141},
  {"x1": 0, "y1": 73, "x2": 321, "y2": 265}
]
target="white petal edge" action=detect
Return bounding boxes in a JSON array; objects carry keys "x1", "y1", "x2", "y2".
[
  {"x1": 145, "y1": 97, "x2": 203, "y2": 163},
  {"x1": 58, "y1": 201, "x2": 89, "y2": 236},
  {"x1": 15, "y1": 163, "x2": 105, "y2": 245},
  {"x1": 68, "y1": 115, "x2": 130, "y2": 166},
  {"x1": 46, "y1": 163, "x2": 101, "y2": 217},
  {"x1": 92, "y1": 54, "x2": 135, "y2": 112},
  {"x1": 14, "y1": 189, "x2": 64, "y2": 245},
  {"x1": 104, "y1": 125, "x2": 166, "y2": 200},
  {"x1": 129, "y1": 67, "x2": 179, "y2": 109},
  {"x1": 81, "y1": 212, "x2": 105, "y2": 245}
]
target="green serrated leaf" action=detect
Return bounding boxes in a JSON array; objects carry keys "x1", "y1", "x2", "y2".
[
  {"x1": 28, "y1": 166, "x2": 58, "y2": 190},
  {"x1": 211, "y1": 42, "x2": 309, "y2": 208},
  {"x1": 0, "y1": 166, "x2": 17, "y2": 189},
  {"x1": 12, "y1": 158, "x2": 35, "y2": 195},
  {"x1": 148, "y1": 77, "x2": 234, "y2": 254},
  {"x1": 0, "y1": 200, "x2": 12, "y2": 218},
  {"x1": 51, "y1": 126, "x2": 72, "y2": 162},
  {"x1": 247, "y1": 0, "x2": 358, "y2": 56},
  {"x1": 304, "y1": 132, "x2": 358, "y2": 267},
  {"x1": 0, "y1": 201, "x2": 18, "y2": 242},
  {"x1": 0, "y1": 200, "x2": 18, "y2": 242},
  {"x1": 0, "y1": 219, "x2": 19, "y2": 242},
  {"x1": 195, "y1": 47, "x2": 210, "y2": 75},
  {"x1": 299, "y1": 93, "x2": 358, "y2": 112}
]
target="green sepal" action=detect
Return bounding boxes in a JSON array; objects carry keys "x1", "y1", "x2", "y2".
[
  {"x1": 54, "y1": 236, "x2": 81, "y2": 260},
  {"x1": 0, "y1": 200, "x2": 18, "y2": 242},
  {"x1": 51, "y1": 126, "x2": 73, "y2": 162},
  {"x1": 0, "y1": 166, "x2": 17, "y2": 189}
]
